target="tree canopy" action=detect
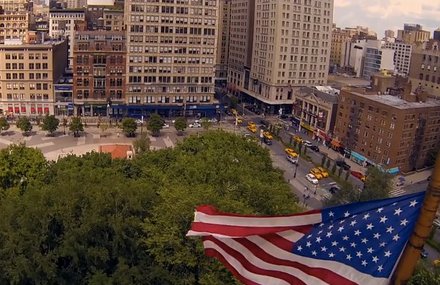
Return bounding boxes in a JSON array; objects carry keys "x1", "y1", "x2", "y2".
[
  {"x1": 0, "y1": 117, "x2": 10, "y2": 134},
  {"x1": 0, "y1": 130, "x2": 299, "y2": 284},
  {"x1": 16, "y1": 116, "x2": 32, "y2": 135},
  {"x1": 174, "y1": 117, "x2": 187, "y2": 135},
  {"x1": 69, "y1": 117, "x2": 84, "y2": 137},
  {"x1": 41, "y1": 115, "x2": 60, "y2": 136},
  {"x1": 147, "y1": 114, "x2": 163, "y2": 137},
  {"x1": 121, "y1": 118, "x2": 137, "y2": 137}
]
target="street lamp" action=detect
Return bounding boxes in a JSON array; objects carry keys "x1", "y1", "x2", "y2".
[{"x1": 294, "y1": 162, "x2": 299, "y2": 178}]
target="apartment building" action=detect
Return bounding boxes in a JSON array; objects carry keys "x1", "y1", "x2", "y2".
[
  {"x1": 397, "y1": 24, "x2": 430, "y2": 45},
  {"x1": 103, "y1": 9, "x2": 124, "y2": 32},
  {"x1": 49, "y1": 8, "x2": 86, "y2": 67},
  {"x1": 362, "y1": 46, "x2": 395, "y2": 80},
  {"x1": 334, "y1": 86, "x2": 440, "y2": 173},
  {"x1": 0, "y1": 39, "x2": 68, "y2": 116},
  {"x1": 62, "y1": 0, "x2": 87, "y2": 9},
  {"x1": 291, "y1": 86, "x2": 339, "y2": 141},
  {"x1": 330, "y1": 26, "x2": 352, "y2": 67},
  {"x1": 215, "y1": 0, "x2": 231, "y2": 86},
  {"x1": 0, "y1": 0, "x2": 28, "y2": 13},
  {"x1": 229, "y1": 0, "x2": 333, "y2": 115},
  {"x1": 0, "y1": 13, "x2": 30, "y2": 44},
  {"x1": 408, "y1": 48, "x2": 440, "y2": 98},
  {"x1": 72, "y1": 30, "x2": 126, "y2": 116},
  {"x1": 124, "y1": 0, "x2": 220, "y2": 118},
  {"x1": 382, "y1": 41, "x2": 412, "y2": 76}
]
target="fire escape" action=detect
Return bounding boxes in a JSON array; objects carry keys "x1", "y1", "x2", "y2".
[
  {"x1": 409, "y1": 113, "x2": 426, "y2": 171},
  {"x1": 345, "y1": 102, "x2": 361, "y2": 156}
]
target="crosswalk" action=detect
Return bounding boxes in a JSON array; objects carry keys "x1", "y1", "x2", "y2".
[{"x1": 389, "y1": 186, "x2": 407, "y2": 197}]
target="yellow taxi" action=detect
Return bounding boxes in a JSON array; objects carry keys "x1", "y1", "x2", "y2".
[
  {"x1": 293, "y1": 135, "x2": 303, "y2": 144},
  {"x1": 247, "y1": 122, "x2": 257, "y2": 133},
  {"x1": 285, "y1": 148, "x2": 298, "y2": 157},
  {"x1": 310, "y1": 168, "x2": 323, "y2": 180},
  {"x1": 317, "y1": 167, "x2": 329, "y2": 178},
  {"x1": 236, "y1": 117, "x2": 243, "y2": 124}
]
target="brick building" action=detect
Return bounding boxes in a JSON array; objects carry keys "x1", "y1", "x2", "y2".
[
  {"x1": 409, "y1": 48, "x2": 440, "y2": 98},
  {"x1": 72, "y1": 30, "x2": 126, "y2": 116},
  {"x1": 334, "y1": 86, "x2": 440, "y2": 173}
]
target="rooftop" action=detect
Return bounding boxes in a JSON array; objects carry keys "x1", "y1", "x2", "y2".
[
  {"x1": 350, "y1": 91, "x2": 440, "y2": 109},
  {"x1": 99, "y1": 144, "x2": 133, "y2": 160}
]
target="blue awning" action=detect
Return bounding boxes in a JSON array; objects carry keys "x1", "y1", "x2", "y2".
[
  {"x1": 387, "y1": 167, "x2": 400, "y2": 175},
  {"x1": 350, "y1": 151, "x2": 366, "y2": 162}
]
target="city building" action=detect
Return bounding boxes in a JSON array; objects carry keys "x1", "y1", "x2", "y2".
[
  {"x1": 434, "y1": 28, "x2": 440, "y2": 41},
  {"x1": 228, "y1": 0, "x2": 333, "y2": 115},
  {"x1": 397, "y1": 24, "x2": 430, "y2": 44},
  {"x1": 72, "y1": 30, "x2": 126, "y2": 117},
  {"x1": 333, "y1": 85, "x2": 440, "y2": 173},
  {"x1": 61, "y1": 0, "x2": 87, "y2": 9},
  {"x1": 0, "y1": 0, "x2": 29, "y2": 13},
  {"x1": 124, "y1": 0, "x2": 220, "y2": 118},
  {"x1": 384, "y1": 29, "x2": 395, "y2": 38},
  {"x1": 103, "y1": 8, "x2": 124, "y2": 32},
  {"x1": 362, "y1": 44, "x2": 395, "y2": 80},
  {"x1": 0, "y1": 39, "x2": 68, "y2": 116},
  {"x1": 382, "y1": 41, "x2": 412, "y2": 76},
  {"x1": 408, "y1": 48, "x2": 440, "y2": 98},
  {"x1": 0, "y1": 12, "x2": 30, "y2": 44},
  {"x1": 54, "y1": 70, "x2": 74, "y2": 116},
  {"x1": 86, "y1": 2, "x2": 118, "y2": 31},
  {"x1": 215, "y1": 0, "x2": 231, "y2": 87},
  {"x1": 49, "y1": 8, "x2": 86, "y2": 67},
  {"x1": 291, "y1": 86, "x2": 339, "y2": 141},
  {"x1": 330, "y1": 26, "x2": 352, "y2": 69}
]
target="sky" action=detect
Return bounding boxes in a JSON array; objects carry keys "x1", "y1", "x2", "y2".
[{"x1": 334, "y1": 0, "x2": 440, "y2": 37}]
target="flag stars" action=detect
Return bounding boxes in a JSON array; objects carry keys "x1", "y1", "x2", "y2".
[
  {"x1": 386, "y1": 226, "x2": 394, "y2": 233},
  {"x1": 306, "y1": 241, "x2": 312, "y2": 248},
  {"x1": 377, "y1": 207, "x2": 384, "y2": 213},
  {"x1": 316, "y1": 237, "x2": 322, "y2": 243},
  {"x1": 326, "y1": 232, "x2": 333, "y2": 238},
  {"x1": 362, "y1": 238, "x2": 368, "y2": 244},
  {"x1": 344, "y1": 211, "x2": 350, "y2": 217},
  {"x1": 363, "y1": 213, "x2": 370, "y2": 220},
  {"x1": 401, "y1": 219, "x2": 409, "y2": 226},
  {"x1": 297, "y1": 246, "x2": 303, "y2": 252},
  {"x1": 329, "y1": 252, "x2": 335, "y2": 258},
  {"x1": 393, "y1": 234, "x2": 400, "y2": 241},
  {"x1": 394, "y1": 208, "x2": 403, "y2": 216},
  {"x1": 338, "y1": 226, "x2": 345, "y2": 232},
  {"x1": 374, "y1": 233, "x2": 381, "y2": 239},
  {"x1": 384, "y1": 251, "x2": 392, "y2": 257},
  {"x1": 321, "y1": 246, "x2": 328, "y2": 252},
  {"x1": 343, "y1": 235, "x2": 349, "y2": 241},
  {"x1": 350, "y1": 220, "x2": 357, "y2": 227},
  {"x1": 328, "y1": 211, "x2": 334, "y2": 217},
  {"x1": 312, "y1": 251, "x2": 317, "y2": 256},
  {"x1": 354, "y1": 230, "x2": 361, "y2": 236},
  {"x1": 346, "y1": 254, "x2": 352, "y2": 260},
  {"x1": 372, "y1": 256, "x2": 379, "y2": 263},
  {"x1": 362, "y1": 260, "x2": 368, "y2": 266},
  {"x1": 380, "y1": 242, "x2": 386, "y2": 247},
  {"x1": 339, "y1": 247, "x2": 346, "y2": 252},
  {"x1": 328, "y1": 224, "x2": 334, "y2": 230},
  {"x1": 356, "y1": 251, "x2": 363, "y2": 258},
  {"x1": 367, "y1": 248, "x2": 373, "y2": 254},
  {"x1": 410, "y1": 200, "x2": 418, "y2": 207},
  {"x1": 366, "y1": 223, "x2": 374, "y2": 230},
  {"x1": 378, "y1": 265, "x2": 384, "y2": 272},
  {"x1": 331, "y1": 241, "x2": 339, "y2": 247},
  {"x1": 380, "y1": 216, "x2": 388, "y2": 223},
  {"x1": 350, "y1": 242, "x2": 357, "y2": 248},
  {"x1": 318, "y1": 230, "x2": 323, "y2": 235}
]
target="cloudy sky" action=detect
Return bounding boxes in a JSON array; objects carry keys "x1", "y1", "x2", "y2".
[{"x1": 334, "y1": 0, "x2": 440, "y2": 37}]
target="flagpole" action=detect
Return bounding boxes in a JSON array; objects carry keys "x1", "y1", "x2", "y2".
[{"x1": 393, "y1": 152, "x2": 440, "y2": 285}]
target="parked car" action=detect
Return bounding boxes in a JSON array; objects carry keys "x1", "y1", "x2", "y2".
[
  {"x1": 303, "y1": 140, "x2": 313, "y2": 147},
  {"x1": 336, "y1": 160, "x2": 351, "y2": 170},
  {"x1": 286, "y1": 154, "x2": 298, "y2": 164},
  {"x1": 317, "y1": 167, "x2": 329, "y2": 178},
  {"x1": 162, "y1": 123, "x2": 170, "y2": 128},
  {"x1": 329, "y1": 185, "x2": 340, "y2": 194},
  {"x1": 189, "y1": 122, "x2": 201, "y2": 128},
  {"x1": 285, "y1": 148, "x2": 297, "y2": 157},
  {"x1": 350, "y1": 171, "x2": 366, "y2": 182},
  {"x1": 310, "y1": 145, "x2": 320, "y2": 152},
  {"x1": 306, "y1": 174, "x2": 319, "y2": 185},
  {"x1": 310, "y1": 168, "x2": 323, "y2": 180}
]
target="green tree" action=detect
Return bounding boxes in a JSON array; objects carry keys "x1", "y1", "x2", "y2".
[
  {"x1": 0, "y1": 117, "x2": 10, "y2": 135},
  {"x1": 69, "y1": 117, "x2": 84, "y2": 137},
  {"x1": 100, "y1": 122, "x2": 109, "y2": 137},
  {"x1": 200, "y1": 118, "x2": 212, "y2": 130},
  {"x1": 360, "y1": 166, "x2": 392, "y2": 201},
  {"x1": 16, "y1": 116, "x2": 32, "y2": 135},
  {"x1": 408, "y1": 262, "x2": 440, "y2": 285},
  {"x1": 0, "y1": 143, "x2": 47, "y2": 190},
  {"x1": 229, "y1": 96, "x2": 238, "y2": 109},
  {"x1": 321, "y1": 155, "x2": 327, "y2": 167},
  {"x1": 174, "y1": 117, "x2": 187, "y2": 135},
  {"x1": 120, "y1": 118, "x2": 137, "y2": 137},
  {"x1": 41, "y1": 115, "x2": 59, "y2": 136},
  {"x1": 147, "y1": 114, "x2": 163, "y2": 137},
  {"x1": 133, "y1": 132, "x2": 150, "y2": 155}
]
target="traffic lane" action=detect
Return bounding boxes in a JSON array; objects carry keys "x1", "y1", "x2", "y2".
[{"x1": 403, "y1": 180, "x2": 429, "y2": 194}]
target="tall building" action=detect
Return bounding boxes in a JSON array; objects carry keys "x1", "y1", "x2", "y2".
[
  {"x1": 384, "y1": 29, "x2": 395, "y2": 38},
  {"x1": 362, "y1": 47, "x2": 395, "y2": 79},
  {"x1": 397, "y1": 24, "x2": 430, "y2": 44},
  {"x1": 382, "y1": 41, "x2": 412, "y2": 76},
  {"x1": 408, "y1": 48, "x2": 440, "y2": 98},
  {"x1": 64, "y1": 0, "x2": 87, "y2": 8},
  {"x1": 0, "y1": 0, "x2": 30, "y2": 44},
  {"x1": 49, "y1": 8, "x2": 86, "y2": 68},
  {"x1": 215, "y1": 0, "x2": 231, "y2": 87},
  {"x1": 124, "y1": 0, "x2": 220, "y2": 117},
  {"x1": 228, "y1": 0, "x2": 333, "y2": 115},
  {"x1": 334, "y1": 85, "x2": 440, "y2": 173},
  {"x1": 0, "y1": 0, "x2": 28, "y2": 13},
  {"x1": 330, "y1": 25, "x2": 352, "y2": 68},
  {"x1": 103, "y1": 8, "x2": 124, "y2": 32},
  {"x1": 72, "y1": 30, "x2": 126, "y2": 116},
  {"x1": 0, "y1": 39, "x2": 68, "y2": 116},
  {"x1": 434, "y1": 28, "x2": 440, "y2": 41}
]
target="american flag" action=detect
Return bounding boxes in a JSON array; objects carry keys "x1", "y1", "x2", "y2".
[{"x1": 187, "y1": 192, "x2": 425, "y2": 285}]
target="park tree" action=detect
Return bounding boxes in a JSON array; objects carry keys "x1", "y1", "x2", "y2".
[
  {"x1": 99, "y1": 122, "x2": 109, "y2": 137},
  {"x1": 359, "y1": 166, "x2": 392, "y2": 201},
  {"x1": 133, "y1": 132, "x2": 150, "y2": 154},
  {"x1": 174, "y1": 117, "x2": 187, "y2": 135},
  {"x1": 147, "y1": 113, "x2": 163, "y2": 137},
  {"x1": 408, "y1": 262, "x2": 440, "y2": 285},
  {"x1": 16, "y1": 116, "x2": 32, "y2": 135},
  {"x1": 229, "y1": 96, "x2": 238, "y2": 109},
  {"x1": 0, "y1": 117, "x2": 10, "y2": 135},
  {"x1": 121, "y1": 118, "x2": 137, "y2": 137},
  {"x1": 0, "y1": 143, "x2": 47, "y2": 191},
  {"x1": 41, "y1": 115, "x2": 60, "y2": 136},
  {"x1": 69, "y1": 117, "x2": 84, "y2": 137}
]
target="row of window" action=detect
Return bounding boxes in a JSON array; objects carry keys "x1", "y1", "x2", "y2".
[
  {"x1": 127, "y1": 95, "x2": 211, "y2": 104},
  {"x1": 5, "y1": 53, "x2": 48, "y2": 60},
  {"x1": 5, "y1": 72, "x2": 49, "y2": 80}
]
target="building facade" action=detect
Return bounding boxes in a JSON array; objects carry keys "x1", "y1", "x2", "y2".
[
  {"x1": 0, "y1": 0, "x2": 28, "y2": 13},
  {"x1": 49, "y1": 9, "x2": 86, "y2": 67},
  {"x1": 72, "y1": 30, "x2": 126, "y2": 116},
  {"x1": 382, "y1": 41, "x2": 412, "y2": 76},
  {"x1": 334, "y1": 87, "x2": 440, "y2": 173},
  {"x1": 362, "y1": 46, "x2": 395, "y2": 80},
  {"x1": 0, "y1": 39, "x2": 68, "y2": 116},
  {"x1": 229, "y1": 0, "x2": 333, "y2": 115},
  {"x1": 409, "y1": 48, "x2": 440, "y2": 98},
  {"x1": 330, "y1": 26, "x2": 351, "y2": 68},
  {"x1": 384, "y1": 29, "x2": 395, "y2": 38},
  {"x1": 0, "y1": 13, "x2": 30, "y2": 44},
  {"x1": 215, "y1": 0, "x2": 231, "y2": 87},
  {"x1": 291, "y1": 86, "x2": 339, "y2": 141},
  {"x1": 103, "y1": 9, "x2": 124, "y2": 32},
  {"x1": 397, "y1": 24, "x2": 430, "y2": 44},
  {"x1": 124, "y1": 0, "x2": 220, "y2": 118}
]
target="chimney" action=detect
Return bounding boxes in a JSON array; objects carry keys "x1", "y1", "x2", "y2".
[{"x1": 402, "y1": 81, "x2": 417, "y2": 102}]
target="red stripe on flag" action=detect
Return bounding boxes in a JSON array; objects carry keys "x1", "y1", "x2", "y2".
[
  {"x1": 205, "y1": 236, "x2": 307, "y2": 285},
  {"x1": 191, "y1": 222, "x2": 312, "y2": 237}
]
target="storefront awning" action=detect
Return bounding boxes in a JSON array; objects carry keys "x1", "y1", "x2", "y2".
[
  {"x1": 387, "y1": 167, "x2": 400, "y2": 175},
  {"x1": 350, "y1": 151, "x2": 366, "y2": 162}
]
